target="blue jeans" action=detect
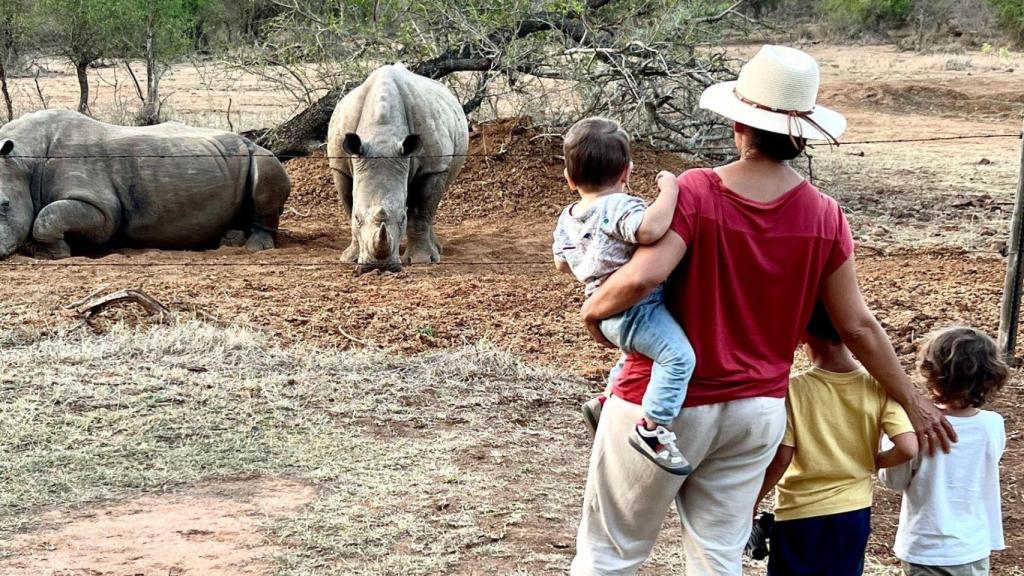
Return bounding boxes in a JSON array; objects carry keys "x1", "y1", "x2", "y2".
[{"x1": 599, "y1": 287, "x2": 695, "y2": 425}]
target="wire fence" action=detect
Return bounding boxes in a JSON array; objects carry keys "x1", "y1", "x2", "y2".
[
  {"x1": 0, "y1": 259, "x2": 555, "y2": 268},
  {"x1": 0, "y1": 130, "x2": 1020, "y2": 268},
  {"x1": 5, "y1": 131, "x2": 1021, "y2": 160}
]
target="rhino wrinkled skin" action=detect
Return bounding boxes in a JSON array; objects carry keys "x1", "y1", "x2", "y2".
[
  {"x1": 0, "y1": 110, "x2": 291, "y2": 260},
  {"x1": 327, "y1": 64, "x2": 469, "y2": 273}
]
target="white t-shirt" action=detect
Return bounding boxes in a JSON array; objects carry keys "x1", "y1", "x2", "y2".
[
  {"x1": 552, "y1": 193, "x2": 646, "y2": 296},
  {"x1": 879, "y1": 410, "x2": 1006, "y2": 566}
]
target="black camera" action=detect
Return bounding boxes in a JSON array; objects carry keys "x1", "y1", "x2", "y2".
[{"x1": 745, "y1": 511, "x2": 775, "y2": 561}]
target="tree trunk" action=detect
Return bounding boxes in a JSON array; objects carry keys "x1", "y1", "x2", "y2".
[
  {"x1": 138, "y1": 16, "x2": 160, "y2": 125},
  {"x1": 0, "y1": 58, "x2": 12, "y2": 123},
  {"x1": 242, "y1": 87, "x2": 344, "y2": 157},
  {"x1": 75, "y1": 62, "x2": 90, "y2": 115},
  {"x1": 193, "y1": 17, "x2": 210, "y2": 54}
]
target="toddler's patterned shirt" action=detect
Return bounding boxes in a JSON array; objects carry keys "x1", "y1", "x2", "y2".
[{"x1": 553, "y1": 193, "x2": 647, "y2": 296}]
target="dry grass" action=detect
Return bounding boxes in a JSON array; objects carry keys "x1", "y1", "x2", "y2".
[
  {"x1": 0, "y1": 320, "x2": 970, "y2": 575},
  {"x1": 0, "y1": 321, "x2": 593, "y2": 574}
]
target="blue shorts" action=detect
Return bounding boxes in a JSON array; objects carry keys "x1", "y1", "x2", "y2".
[{"x1": 768, "y1": 507, "x2": 871, "y2": 576}]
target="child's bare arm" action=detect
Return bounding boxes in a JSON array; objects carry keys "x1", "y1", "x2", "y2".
[
  {"x1": 754, "y1": 444, "x2": 794, "y2": 513},
  {"x1": 878, "y1": 458, "x2": 914, "y2": 491},
  {"x1": 554, "y1": 256, "x2": 571, "y2": 274},
  {"x1": 876, "y1": 432, "x2": 919, "y2": 470},
  {"x1": 635, "y1": 171, "x2": 679, "y2": 245}
]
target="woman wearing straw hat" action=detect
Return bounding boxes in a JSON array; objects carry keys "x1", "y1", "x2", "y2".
[{"x1": 571, "y1": 45, "x2": 955, "y2": 575}]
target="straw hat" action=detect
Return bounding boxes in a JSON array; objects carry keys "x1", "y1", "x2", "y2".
[{"x1": 699, "y1": 45, "x2": 846, "y2": 142}]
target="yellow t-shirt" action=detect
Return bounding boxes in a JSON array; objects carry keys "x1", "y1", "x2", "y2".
[{"x1": 775, "y1": 366, "x2": 914, "y2": 521}]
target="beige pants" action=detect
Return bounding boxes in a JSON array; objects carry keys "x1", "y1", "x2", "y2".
[
  {"x1": 571, "y1": 394, "x2": 787, "y2": 576},
  {"x1": 903, "y1": 558, "x2": 990, "y2": 576}
]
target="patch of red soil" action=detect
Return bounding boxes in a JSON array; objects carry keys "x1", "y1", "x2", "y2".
[{"x1": 0, "y1": 477, "x2": 315, "y2": 576}]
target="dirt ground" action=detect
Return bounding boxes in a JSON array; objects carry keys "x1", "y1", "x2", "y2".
[
  {"x1": 2, "y1": 478, "x2": 316, "y2": 576},
  {"x1": 1, "y1": 44, "x2": 1024, "y2": 574}
]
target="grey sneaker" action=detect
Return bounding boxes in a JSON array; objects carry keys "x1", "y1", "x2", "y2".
[
  {"x1": 582, "y1": 396, "x2": 606, "y2": 436},
  {"x1": 629, "y1": 423, "x2": 693, "y2": 476}
]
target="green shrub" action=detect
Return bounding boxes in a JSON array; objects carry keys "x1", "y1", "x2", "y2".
[
  {"x1": 988, "y1": 0, "x2": 1024, "y2": 43},
  {"x1": 824, "y1": 0, "x2": 913, "y2": 30}
]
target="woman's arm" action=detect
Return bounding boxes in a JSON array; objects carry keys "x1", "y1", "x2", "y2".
[
  {"x1": 822, "y1": 257, "x2": 957, "y2": 455},
  {"x1": 580, "y1": 231, "x2": 687, "y2": 347}
]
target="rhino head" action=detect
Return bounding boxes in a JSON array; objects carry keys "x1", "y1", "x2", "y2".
[
  {"x1": 343, "y1": 132, "x2": 421, "y2": 273},
  {"x1": 0, "y1": 140, "x2": 32, "y2": 259}
]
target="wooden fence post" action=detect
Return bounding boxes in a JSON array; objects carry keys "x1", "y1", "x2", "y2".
[{"x1": 998, "y1": 124, "x2": 1024, "y2": 363}]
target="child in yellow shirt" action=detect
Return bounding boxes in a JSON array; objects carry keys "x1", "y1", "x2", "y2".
[{"x1": 750, "y1": 302, "x2": 919, "y2": 576}]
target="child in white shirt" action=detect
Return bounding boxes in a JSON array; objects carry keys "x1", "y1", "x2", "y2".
[{"x1": 880, "y1": 326, "x2": 1009, "y2": 576}]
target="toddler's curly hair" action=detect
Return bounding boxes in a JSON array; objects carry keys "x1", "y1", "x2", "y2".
[{"x1": 917, "y1": 326, "x2": 1008, "y2": 409}]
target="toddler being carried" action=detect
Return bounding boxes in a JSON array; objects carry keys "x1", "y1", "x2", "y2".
[{"x1": 553, "y1": 117, "x2": 695, "y2": 475}]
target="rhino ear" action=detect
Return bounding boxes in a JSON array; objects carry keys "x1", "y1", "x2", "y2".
[
  {"x1": 342, "y1": 133, "x2": 363, "y2": 156},
  {"x1": 0, "y1": 140, "x2": 13, "y2": 156},
  {"x1": 401, "y1": 134, "x2": 421, "y2": 156}
]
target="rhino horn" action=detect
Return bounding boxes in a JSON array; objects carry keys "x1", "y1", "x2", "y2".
[
  {"x1": 374, "y1": 206, "x2": 388, "y2": 223},
  {"x1": 373, "y1": 222, "x2": 390, "y2": 259}
]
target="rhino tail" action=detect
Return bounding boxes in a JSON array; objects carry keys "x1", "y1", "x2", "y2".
[
  {"x1": 242, "y1": 139, "x2": 278, "y2": 238},
  {"x1": 244, "y1": 139, "x2": 258, "y2": 215}
]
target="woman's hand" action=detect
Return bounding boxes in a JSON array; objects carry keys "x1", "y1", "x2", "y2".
[
  {"x1": 581, "y1": 308, "x2": 615, "y2": 348},
  {"x1": 581, "y1": 296, "x2": 614, "y2": 348},
  {"x1": 907, "y1": 396, "x2": 958, "y2": 456}
]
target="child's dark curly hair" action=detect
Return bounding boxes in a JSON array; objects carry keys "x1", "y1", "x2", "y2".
[{"x1": 917, "y1": 326, "x2": 1008, "y2": 409}]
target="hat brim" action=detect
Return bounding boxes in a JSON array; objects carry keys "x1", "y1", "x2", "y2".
[{"x1": 699, "y1": 81, "x2": 847, "y2": 141}]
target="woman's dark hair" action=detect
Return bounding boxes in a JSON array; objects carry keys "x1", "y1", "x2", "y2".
[
  {"x1": 749, "y1": 127, "x2": 806, "y2": 162},
  {"x1": 805, "y1": 301, "x2": 841, "y2": 344},
  {"x1": 917, "y1": 326, "x2": 1008, "y2": 409}
]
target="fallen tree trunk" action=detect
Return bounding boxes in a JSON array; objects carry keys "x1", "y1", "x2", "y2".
[{"x1": 243, "y1": 87, "x2": 344, "y2": 158}]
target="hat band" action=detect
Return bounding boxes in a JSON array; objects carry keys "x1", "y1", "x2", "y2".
[
  {"x1": 733, "y1": 88, "x2": 815, "y2": 115},
  {"x1": 732, "y1": 88, "x2": 839, "y2": 148}
]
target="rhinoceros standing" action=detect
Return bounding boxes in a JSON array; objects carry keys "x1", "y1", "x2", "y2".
[
  {"x1": 327, "y1": 64, "x2": 468, "y2": 272},
  {"x1": 0, "y1": 109, "x2": 291, "y2": 259}
]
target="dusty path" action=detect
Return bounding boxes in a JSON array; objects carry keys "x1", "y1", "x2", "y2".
[{"x1": 2, "y1": 479, "x2": 315, "y2": 576}]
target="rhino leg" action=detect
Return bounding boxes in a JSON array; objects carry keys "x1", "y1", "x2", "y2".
[
  {"x1": 404, "y1": 172, "x2": 446, "y2": 265},
  {"x1": 245, "y1": 154, "x2": 290, "y2": 252},
  {"x1": 31, "y1": 199, "x2": 113, "y2": 260},
  {"x1": 220, "y1": 229, "x2": 247, "y2": 247},
  {"x1": 332, "y1": 170, "x2": 358, "y2": 261}
]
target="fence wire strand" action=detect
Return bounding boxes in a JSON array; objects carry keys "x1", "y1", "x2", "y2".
[
  {"x1": 3, "y1": 132, "x2": 1021, "y2": 160},
  {"x1": 0, "y1": 249, "x2": 1004, "y2": 269}
]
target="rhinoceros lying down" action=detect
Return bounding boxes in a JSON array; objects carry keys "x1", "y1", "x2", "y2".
[
  {"x1": 328, "y1": 64, "x2": 468, "y2": 273},
  {"x1": 0, "y1": 110, "x2": 291, "y2": 259}
]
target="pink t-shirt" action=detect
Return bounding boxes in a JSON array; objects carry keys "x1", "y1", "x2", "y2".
[{"x1": 611, "y1": 168, "x2": 854, "y2": 407}]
